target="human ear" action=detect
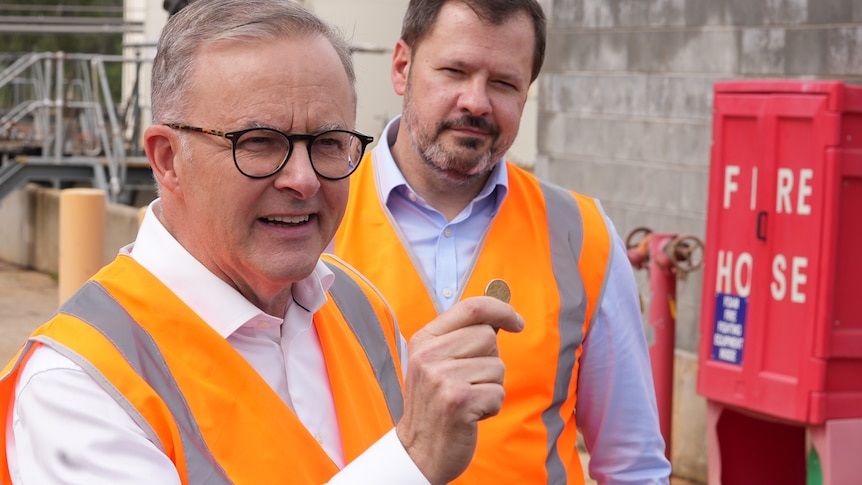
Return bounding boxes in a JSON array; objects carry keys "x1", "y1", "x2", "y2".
[
  {"x1": 391, "y1": 39, "x2": 411, "y2": 96},
  {"x1": 144, "y1": 124, "x2": 182, "y2": 195}
]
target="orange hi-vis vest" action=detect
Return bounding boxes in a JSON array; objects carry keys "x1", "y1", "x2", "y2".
[
  {"x1": 0, "y1": 253, "x2": 404, "y2": 485},
  {"x1": 334, "y1": 152, "x2": 613, "y2": 485}
]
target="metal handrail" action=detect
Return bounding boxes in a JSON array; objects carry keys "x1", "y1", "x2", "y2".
[
  {"x1": 0, "y1": 51, "x2": 154, "y2": 202},
  {"x1": 0, "y1": 52, "x2": 50, "y2": 87}
]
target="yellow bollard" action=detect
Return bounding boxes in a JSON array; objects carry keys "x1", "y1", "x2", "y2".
[
  {"x1": 138, "y1": 205, "x2": 147, "y2": 228},
  {"x1": 59, "y1": 188, "x2": 106, "y2": 305}
]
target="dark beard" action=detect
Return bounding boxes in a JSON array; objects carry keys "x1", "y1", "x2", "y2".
[{"x1": 410, "y1": 115, "x2": 500, "y2": 186}]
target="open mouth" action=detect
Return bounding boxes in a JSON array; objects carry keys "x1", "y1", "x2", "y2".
[{"x1": 261, "y1": 215, "x2": 309, "y2": 226}]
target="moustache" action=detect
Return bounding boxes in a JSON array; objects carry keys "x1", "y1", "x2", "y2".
[{"x1": 440, "y1": 116, "x2": 499, "y2": 136}]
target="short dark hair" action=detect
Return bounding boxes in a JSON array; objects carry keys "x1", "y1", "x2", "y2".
[
  {"x1": 163, "y1": 0, "x2": 190, "y2": 17},
  {"x1": 400, "y1": 0, "x2": 546, "y2": 82}
]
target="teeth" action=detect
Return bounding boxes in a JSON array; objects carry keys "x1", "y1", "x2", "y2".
[{"x1": 264, "y1": 215, "x2": 309, "y2": 224}]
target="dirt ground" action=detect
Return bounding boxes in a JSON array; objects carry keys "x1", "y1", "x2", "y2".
[{"x1": 0, "y1": 260, "x2": 58, "y2": 363}]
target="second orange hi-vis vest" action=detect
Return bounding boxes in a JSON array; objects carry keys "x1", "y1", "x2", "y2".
[
  {"x1": 0, "y1": 254, "x2": 403, "y2": 484},
  {"x1": 334, "y1": 153, "x2": 613, "y2": 485}
]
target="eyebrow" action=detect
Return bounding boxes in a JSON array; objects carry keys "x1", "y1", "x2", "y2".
[{"x1": 236, "y1": 120, "x2": 349, "y2": 133}]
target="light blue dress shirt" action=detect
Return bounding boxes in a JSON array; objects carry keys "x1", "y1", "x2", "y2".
[{"x1": 372, "y1": 116, "x2": 671, "y2": 483}]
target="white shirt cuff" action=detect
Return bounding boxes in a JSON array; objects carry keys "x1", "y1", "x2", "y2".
[{"x1": 326, "y1": 428, "x2": 431, "y2": 485}]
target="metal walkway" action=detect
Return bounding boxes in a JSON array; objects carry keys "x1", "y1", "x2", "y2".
[{"x1": 0, "y1": 50, "x2": 154, "y2": 204}]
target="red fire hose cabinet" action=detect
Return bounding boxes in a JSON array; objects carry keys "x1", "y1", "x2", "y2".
[{"x1": 697, "y1": 80, "x2": 862, "y2": 485}]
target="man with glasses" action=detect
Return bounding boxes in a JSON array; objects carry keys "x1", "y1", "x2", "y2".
[
  {"x1": 161, "y1": 124, "x2": 370, "y2": 180},
  {"x1": 333, "y1": 0, "x2": 671, "y2": 483},
  {"x1": 0, "y1": 1, "x2": 522, "y2": 483}
]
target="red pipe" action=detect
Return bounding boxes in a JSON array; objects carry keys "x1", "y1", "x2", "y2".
[{"x1": 646, "y1": 233, "x2": 677, "y2": 461}]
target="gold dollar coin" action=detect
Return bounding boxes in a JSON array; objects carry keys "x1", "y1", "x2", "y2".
[{"x1": 484, "y1": 279, "x2": 511, "y2": 303}]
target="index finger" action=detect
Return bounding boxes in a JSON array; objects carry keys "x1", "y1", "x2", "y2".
[{"x1": 420, "y1": 296, "x2": 524, "y2": 339}]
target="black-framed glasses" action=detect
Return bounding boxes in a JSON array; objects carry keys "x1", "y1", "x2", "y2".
[{"x1": 164, "y1": 123, "x2": 373, "y2": 180}]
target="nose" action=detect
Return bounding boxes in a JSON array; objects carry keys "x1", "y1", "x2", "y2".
[
  {"x1": 272, "y1": 141, "x2": 320, "y2": 198},
  {"x1": 457, "y1": 77, "x2": 492, "y2": 116}
]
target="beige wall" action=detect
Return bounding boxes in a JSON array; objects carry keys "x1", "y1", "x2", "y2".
[{"x1": 308, "y1": 0, "x2": 407, "y2": 143}]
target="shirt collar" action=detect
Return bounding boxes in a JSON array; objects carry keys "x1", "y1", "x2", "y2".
[
  {"x1": 124, "y1": 200, "x2": 334, "y2": 338},
  {"x1": 374, "y1": 115, "x2": 509, "y2": 211}
]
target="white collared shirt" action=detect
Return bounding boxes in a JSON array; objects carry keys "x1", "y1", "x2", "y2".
[{"x1": 6, "y1": 200, "x2": 428, "y2": 484}]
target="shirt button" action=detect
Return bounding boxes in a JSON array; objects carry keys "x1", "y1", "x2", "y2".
[
  {"x1": 256, "y1": 320, "x2": 270, "y2": 330},
  {"x1": 408, "y1": 192, "x2": 418, "y2": 202},
  {"x1": 442, "y1": 288, "x2": 453, "y2": 298},
  {"x1": 443, "y1": 227, "x2": 451, "y2": 237},
  {"x1": 314, "y1": 433, "x2": 324, "y2": 444}
]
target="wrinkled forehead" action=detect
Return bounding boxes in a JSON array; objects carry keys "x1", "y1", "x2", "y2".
[{"x1": 185, "y1": 36, "x2": 356, "y2": 130}]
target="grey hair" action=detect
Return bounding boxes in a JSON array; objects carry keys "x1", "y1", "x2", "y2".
[{"x1": 151, "y1": 0, "x2": 356, "y2": 123}]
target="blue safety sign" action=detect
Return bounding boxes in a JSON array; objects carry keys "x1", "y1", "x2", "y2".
[{"x1": 710, "y1": 293, "x2": 747, "y2": 365}]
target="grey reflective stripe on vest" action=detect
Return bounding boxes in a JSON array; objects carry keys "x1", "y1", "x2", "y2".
[
  {"x1": 49, "y1": 266, "x2": 405, "y2": 481},
  {"x1": 324, "y1": 261, "x2": 404, "y2": 423},
  {"x1": 56, "y1": 281, "x2": 233, "y2": 485},
  {"x1": 540, "y1": 180, "x2": 589, "y2": 484}
]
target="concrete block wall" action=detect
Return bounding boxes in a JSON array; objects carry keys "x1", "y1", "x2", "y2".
[
  {"x1": 0, "y1": 185, "x2": 143, "y2": 275},
  {"x1": 536, "y1": 0, "x2": 862, "y2": 482}
]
